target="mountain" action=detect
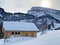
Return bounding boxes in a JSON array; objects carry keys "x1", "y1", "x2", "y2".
[
  {"x1": 0, "y1": 7, "x2": 35, "y2": 21},
  {"x1": 38, "y1": 14, "x2": 60, "y2": 23},
  {"x1": 27, "y1": 7, "x2": 60, "y2": 21},
  {"x1": 0, "y1": 7, "x2": 60, "y2": 22}
]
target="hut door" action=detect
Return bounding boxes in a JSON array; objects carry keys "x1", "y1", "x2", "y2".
[{"x1": 26, "y1": 33, "x2": 28, "y2": 36}]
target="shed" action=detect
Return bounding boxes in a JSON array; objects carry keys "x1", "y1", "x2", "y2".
[{"x1": 2, "y1": 21, "x2": 39, "y2": 38}]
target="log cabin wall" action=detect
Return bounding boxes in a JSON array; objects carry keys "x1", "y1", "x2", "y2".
[{"x1": 4, "y1": 31, "x2": 37, "y2": 38}]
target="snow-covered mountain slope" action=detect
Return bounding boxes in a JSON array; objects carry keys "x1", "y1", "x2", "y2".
[
  {"x1": 0, "y1": 7, "x2": 60, "y2": 21},
  {"x1": 0, "y1": 7, "x2": 35, "y2": 21},
  {"x1": 28, "y1": 7, "x2": 60, "y2": 21},
  {"x1": 0, "y1": 30, "x2": 60, "y2": 45}
]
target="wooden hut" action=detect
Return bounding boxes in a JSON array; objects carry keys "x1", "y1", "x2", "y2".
[{"x1": 2, "y1": 21, "x2": 39, "y2": 38}]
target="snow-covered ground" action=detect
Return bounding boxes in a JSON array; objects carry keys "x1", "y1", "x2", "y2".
[
  {"x1": 0, "y1": 39, "x2": 4, "y2": 45},
  {"x1": 12, "y1": 30, "x2": 60, "y2": 45},
  {"x1": 3, "y1": 36, "x2": 34, "y2": 45},
  {"x1": 0, "y1": 30, "x2": 60, "y2": 45},
  {"x1": 50, "y1": 23, "x2": 60, "y2": 30},
  {"x1": 54, "y1": 23, "x2": 60, "y2": 28}
]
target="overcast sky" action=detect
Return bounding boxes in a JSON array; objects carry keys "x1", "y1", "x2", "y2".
[{"x1": 0, "y1": 0, "x2": 60, "y2": 13}]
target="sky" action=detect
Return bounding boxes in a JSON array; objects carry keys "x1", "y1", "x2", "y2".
[{"x1": 0, "y1": 0, "x2": 60, "y2": 13}]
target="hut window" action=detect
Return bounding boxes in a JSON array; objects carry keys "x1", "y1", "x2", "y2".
[
  {"x1": 26, "y1": 33, "x2": 28, "y2": 36},
  {"x1": 18, "y1": 32, "x2": 20, "y2": 34},
  {"x1": 12, "y1": 32, "x2": 14, "y2": 35},
  {"x1": 15, "y1": 32, "x2": 17, "y2": 35}
]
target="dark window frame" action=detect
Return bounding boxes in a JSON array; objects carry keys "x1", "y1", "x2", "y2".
[
  {"x1": 15, "y1": 32, "x2": 17, "y2": 35},
  {"x1": 18, "y1": 32, "x2": 20, "y2": 34},
  {"x1": 12, "y1": 32, "x2": 14, "y2": 35}
]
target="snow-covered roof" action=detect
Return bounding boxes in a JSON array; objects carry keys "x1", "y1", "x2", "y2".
[{"x1": 3, "y1": 21, "x2": 39, "y2": 31}]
